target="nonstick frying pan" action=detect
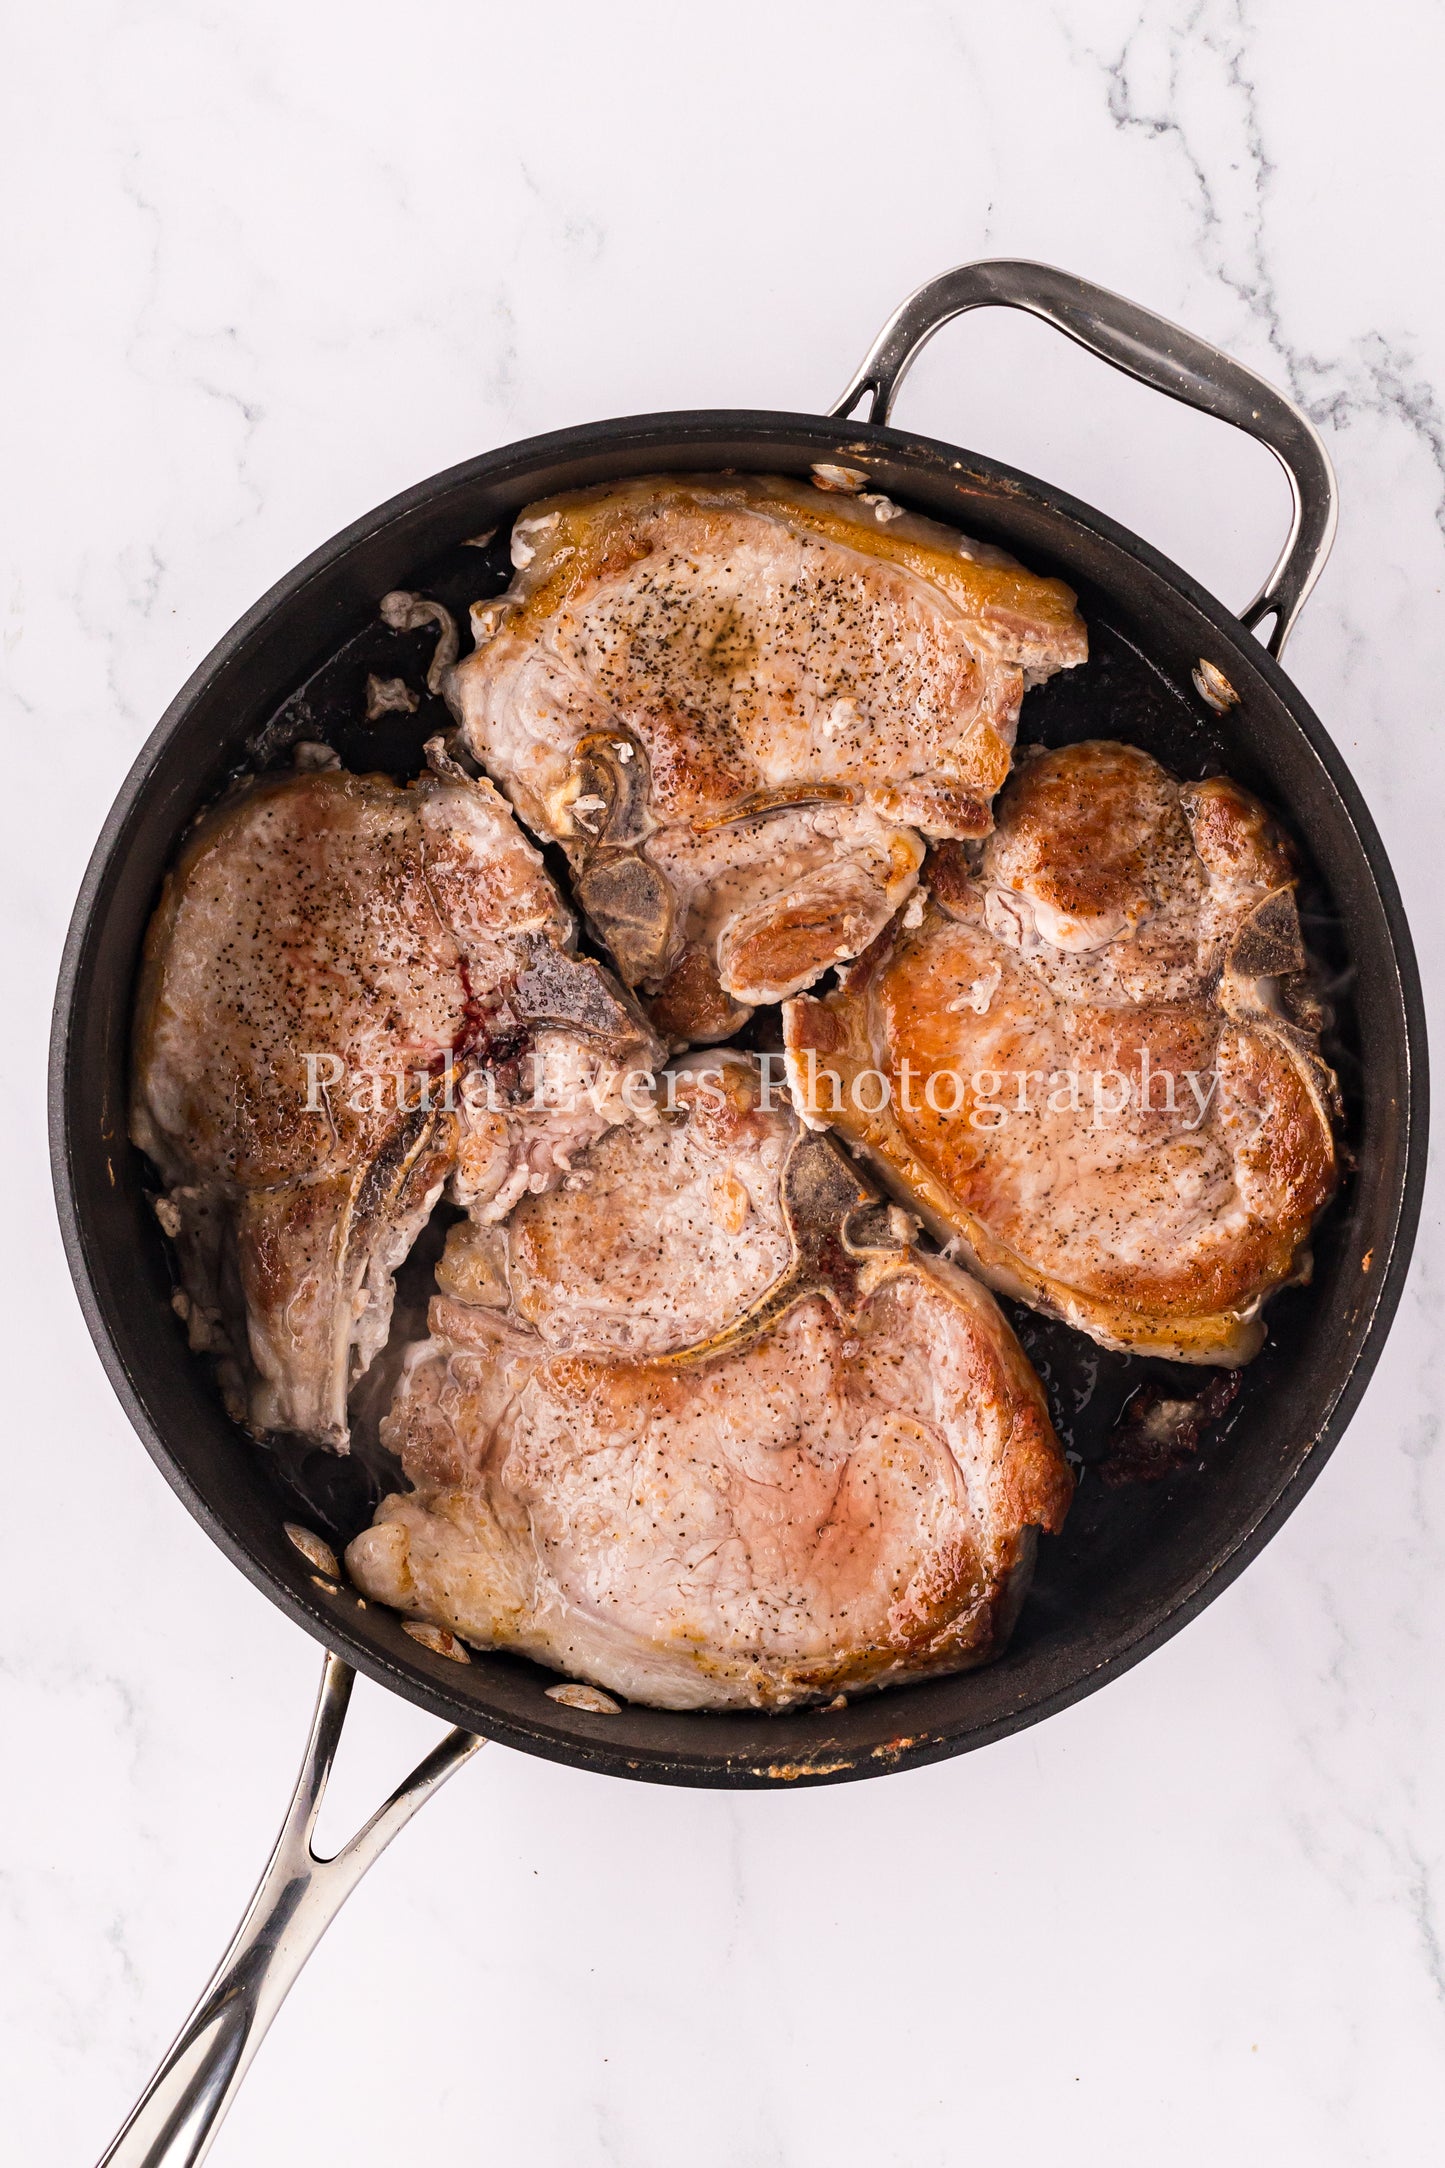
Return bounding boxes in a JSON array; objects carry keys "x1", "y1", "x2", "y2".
[{"x1": 52, "y1": 262, "x2": 1427, "y2": 2166}]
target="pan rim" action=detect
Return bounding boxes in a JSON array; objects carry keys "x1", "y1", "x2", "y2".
[{"x1": 49, "y1": 407, "x2": 1429, "y2": 1787}]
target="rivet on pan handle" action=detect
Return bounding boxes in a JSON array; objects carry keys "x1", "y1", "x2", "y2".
[
  {"x1": 94, "y1": 1655, "x2": 483, "y2": 2168},
  {"x1": 832, "y1": 258, "x2": 1338, "y2": 659}
]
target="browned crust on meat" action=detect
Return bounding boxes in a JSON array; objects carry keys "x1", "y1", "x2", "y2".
[
  {"x1": 987, "y1": 740, "x2": 1166, "y2": 933},
  {"x1": 503, "y1": 474, "x2": 1086, "y2": 667},
  {"x1": 783, "y1": 746, "x2": 1340, "y2": 1365},
  {"x1": 1180, "y1": 775, "x2": 1297, "y2": 890}
]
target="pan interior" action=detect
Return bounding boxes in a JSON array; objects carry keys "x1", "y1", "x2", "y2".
[{"x1": 54, "y1": 416, "x2": 1421, "y2": 1787}]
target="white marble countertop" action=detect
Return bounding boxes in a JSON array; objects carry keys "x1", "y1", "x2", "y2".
[{"x1": 5, "y1": 3, "x2": 1443, "y2": 2162}]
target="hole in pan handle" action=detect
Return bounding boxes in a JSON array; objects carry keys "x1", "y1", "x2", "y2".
[
  {"x1": 831, "y1": 257, "x2": 1337, "y2": 660},
  {"x1": 94, "y1": 1654, "x2": 483, "y2": 2168}
]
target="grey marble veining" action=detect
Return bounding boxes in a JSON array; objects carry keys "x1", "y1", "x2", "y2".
[{"x1": 3, "y1": 3, "x2": 1442, "y2": 2162}]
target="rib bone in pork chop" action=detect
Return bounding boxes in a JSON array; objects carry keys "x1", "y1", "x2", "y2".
[
  {"x1": 345, "y1": 1055, "x2": 1072, "y2": 1710},
  {"x1": 784, "y1": 741, "x2": 1340, "y2": 1364},
  {"x1": 448, "y1": 474, "x2": 1086, "y2": 1043},
  {"x1": 132, "y1": 743, "x2": 660, "y2": 1448}
]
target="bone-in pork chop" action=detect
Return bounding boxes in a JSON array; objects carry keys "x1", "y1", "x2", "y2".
[
  {"x1": 448, "y1": 474, "x2": 1086, "y2": 1043},
  {"x1": 345, "y1": 1055, "x2": 1072, "y2": 1710},
  {"x1": 784, "y1": 741, "x2": 1340, "y2": 1363},
  {"x1": 132, "y1": 743, "x2": 660, "y2": 1447}
]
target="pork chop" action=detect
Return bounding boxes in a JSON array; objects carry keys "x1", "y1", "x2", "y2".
[
  {"x1": 345, "y1": 1054, "x2": 1072, "y2": 1710},
  {"x1": 132, "y1": 742, "x2": 660, "y2": 1447},
  {"x1": 784, "y1": 741, "x2": 1340, "y2": 1363},
  {"x1": 448, "y1": 474, "x2": 1086, "y2": 1043}
]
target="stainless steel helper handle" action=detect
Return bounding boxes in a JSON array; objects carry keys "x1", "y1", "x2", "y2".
[
  {"x1": 832, "y1": 258, "x2": 1337, "y2": 658},
  {"x1": 96, "y1": 1655, "x2": 483, "y2": 2168}
]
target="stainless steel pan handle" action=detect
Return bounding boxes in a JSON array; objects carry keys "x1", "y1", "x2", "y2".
[
  {"x1": 96, "y1": 1655, "x2": 483, "y2": 2168},
  {"x1": 832, "y1": 258, "x2": 1337, "y2": 658}
]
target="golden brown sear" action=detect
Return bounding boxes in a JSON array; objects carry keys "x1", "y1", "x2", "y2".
[{"x1": 784, "y1": 741, "x2": 1339, "y2": 1364}]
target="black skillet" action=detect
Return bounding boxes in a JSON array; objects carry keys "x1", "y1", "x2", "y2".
[{"x1": 53, "y1": 263, "x2": 1426, "y2": 2166}]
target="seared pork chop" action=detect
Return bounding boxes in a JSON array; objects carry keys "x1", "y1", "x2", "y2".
[
  {"x1": 345, "y1": 1055, "x2": 1072, "y2": 1710},
  {"x1": 784, "y1": 741, "x2": 1340, "y2": 1364},
  {"x1": 132, "y1": 743, "x2": 660, "y2": 1447},
  {"x1": 448, "y1": 474, "x2": 1086, "y2": 1043}
]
